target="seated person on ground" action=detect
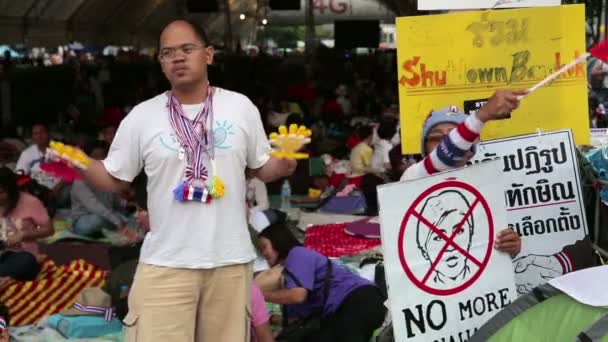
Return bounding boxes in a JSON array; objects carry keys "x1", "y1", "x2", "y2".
[
  {"x1": 349, "y1": 125, "x2": 374, "y2": 185},
  {"x1": 388, "y1": 144, "x2": 410, "y2": 181},
  {"x1": 70, "y1": 141, "x2": 135, "y2": 240},
  {"x1": 259, "y1": 223, "x2": 386, "y2": 342},
  {"x1": 0, "y1": 167, "x2": 53, "y2": 282},
  {"x1": 371, "y1": 121, "x2": 397, "y2": 175},
  {"x1": 15, "y1": 123, "x2": 69, "y2": 208}
]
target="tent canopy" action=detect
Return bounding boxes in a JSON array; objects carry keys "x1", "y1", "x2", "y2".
[{"x1": 0, "y1": 0, "x2": 407, "y2": 47}]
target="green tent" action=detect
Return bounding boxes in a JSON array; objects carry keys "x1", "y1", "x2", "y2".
[{"x1": 471, "y1": 282, "x2": 608, "y2": 342}]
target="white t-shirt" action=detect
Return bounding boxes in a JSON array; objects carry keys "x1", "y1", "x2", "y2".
[
  {"x1": 103, "y1": 88, "x2": 271, "y2": 269},
  {"x1": 15, "y1": 144, "x2": 61, "y2": 189},
  {"x1": 371, "y1": 139, "x2": 392, "y2": 173}
]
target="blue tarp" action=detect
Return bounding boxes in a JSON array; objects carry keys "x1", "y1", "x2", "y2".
[{"x1": 0, "y1": 45, "x2": 23, "y2": 58}]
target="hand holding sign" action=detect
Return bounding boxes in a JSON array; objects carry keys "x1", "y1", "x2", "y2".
[
  {"x1": 494, "y1": 229, "x2": 521, "y2": 258},
  {"x1": 477, "y1": 90, "x2": 528, "y2": 122}
]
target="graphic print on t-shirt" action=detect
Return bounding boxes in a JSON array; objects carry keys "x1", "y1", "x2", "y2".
[
  {"x1": 214, "y1": 120, "x2": 235, "y2": 149},
  {"x1": 159, "y1": 121, "x2": 235, "y2": 153}
]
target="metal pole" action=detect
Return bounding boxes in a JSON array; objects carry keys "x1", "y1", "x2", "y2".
[
  {"x1": 224, "y1": 0, "x2": 234, "y2": 51},
  {"x1": 597, "y1": 0, "x2": 608, "y2": 42},
  {"x1": 305, "y1": 0, "x2": 316, "y2": 58}
]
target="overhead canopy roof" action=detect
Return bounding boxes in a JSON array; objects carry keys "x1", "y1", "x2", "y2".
[
  {"x1": 0, "y1": 0, "x2": 411, "y2": 47},
  {"x1": 0, "y1": 0, "x2": 182, "y2": 46}
]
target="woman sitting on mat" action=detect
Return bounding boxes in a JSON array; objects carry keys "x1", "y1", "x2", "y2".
[
  {"x1": 0, "y1": 167, "x2": 53, "y2": 283},
  {"x1": 259, "y1": 223, "x2": 385, "y2": 342}
]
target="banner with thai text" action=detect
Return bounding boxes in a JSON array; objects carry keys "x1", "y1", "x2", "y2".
[
  {"x1": 397, "y1": 5, "x2": 589, "y2": 154},
  {"x1": 469, "y1": 129, "x2": 588, "y2": 294}
]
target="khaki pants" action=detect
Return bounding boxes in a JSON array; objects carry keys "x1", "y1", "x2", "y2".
[{"x1": 123, "y1": 262, "x2": 252, "y2": 342}]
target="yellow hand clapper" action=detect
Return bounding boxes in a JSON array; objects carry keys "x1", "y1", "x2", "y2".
[
  {"x1": 47, "y1": 140, "x2": 91, "y2": 169},
  {"x1": 269, "y1": 124, "x2": 312, "y2": 160}
]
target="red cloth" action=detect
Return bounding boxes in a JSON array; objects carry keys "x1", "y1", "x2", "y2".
[
  {"x1": 329, "y1": 173, "x2": 346, "y2": 189},
  {"x1": 40, "y1": 161, "x2": 82, "y2": 182},
  {"x1": 101, "y1": 107, "x2": 125, "y2": 127},
  {"x1": 304, "y1": 223, "x2": 381, "y2": 258},
  {"x1": 287, "y1": 84, "x2": 317, "y2": 104},
  {"x1": 347, "y1": 135, "x2": 362, "y2": 150},
  {"x1": 321, "y1": 99, "x2": 343, "y2": 116},
  {"x1": 347, "y1": 175, "x2": 364, "y2": 188}
]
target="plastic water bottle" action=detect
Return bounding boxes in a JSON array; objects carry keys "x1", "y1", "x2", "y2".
[
  {"x1": 120, "y1": 285, "x2": 130, "y2": 299},
  {"x1": 281, "y1": 179, "x2": 292, "y2": 212}
]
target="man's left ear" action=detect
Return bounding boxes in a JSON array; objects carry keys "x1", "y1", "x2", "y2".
[{"x1": 206, "y1": 46, "x2": 215, "y2": 65}]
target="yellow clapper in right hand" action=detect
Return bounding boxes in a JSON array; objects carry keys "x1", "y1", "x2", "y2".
[{"x1": 269, "y1": 124, "x2": 312, "y2": 160}]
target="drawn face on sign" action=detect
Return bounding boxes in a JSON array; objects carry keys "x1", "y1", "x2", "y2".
[{"x1": 417, "y1": 190, "x2": 474, "y2": 284}]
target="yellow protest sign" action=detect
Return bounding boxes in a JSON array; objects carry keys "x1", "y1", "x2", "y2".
[{"x1": 397, "y1": 5, "x2": 589, "y2": 154}]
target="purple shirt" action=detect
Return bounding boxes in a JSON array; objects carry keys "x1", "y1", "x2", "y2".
[{"x1": 283, "y1": 247, "x2": 373, "y2": 318}]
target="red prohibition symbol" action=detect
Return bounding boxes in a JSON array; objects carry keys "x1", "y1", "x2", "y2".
[{"x1": 398, "y1": 180, "x2": 494, "y2": 296}]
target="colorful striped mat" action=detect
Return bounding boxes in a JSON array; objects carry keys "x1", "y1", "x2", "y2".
[{"x1": 0, "y1": 258, "x2": 106, "y2": 326}]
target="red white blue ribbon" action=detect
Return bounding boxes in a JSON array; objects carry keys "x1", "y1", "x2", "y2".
[
  {"x1": 0, "y1": 317, "x2": 6, "y2": 330},
  {"x1": 72, "y1": 302, "x2": 115, "y2": 321},
  {"x1": 167, "y1": 85, "x2": 215, "y2": 183}
]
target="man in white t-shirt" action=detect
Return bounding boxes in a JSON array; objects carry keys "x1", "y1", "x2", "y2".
[
  {"x1": 370, "y1": 121, "x2": 397, "y2": 174},
  {"x1": 15, "y1": 123, "x2": 68, "y2": 205},
  {"x1": 79, "y1": 20, "x2": 297, "y2": 342}
]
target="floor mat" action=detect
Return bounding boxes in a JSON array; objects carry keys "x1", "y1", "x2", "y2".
[
  {"x1": 304, "y1": 223, "x2": 381, "y2": 258},
  {"x1": 44, "y1": 215, "x2": 112, "y2": 244},
  {"x1": 45, "y1": 214, "x2": 142, "y2": 246},
  {"x1": 0, "y1": 258, "x2": 107, "y2": 326}
]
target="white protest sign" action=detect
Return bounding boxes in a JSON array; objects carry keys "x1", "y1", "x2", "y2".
[
  {"x1": 468, "y1": 129, "x2": 588, "y2": 295},
  {"x1": 418, "y1": 0, "x2": 560, "y2": 10},
  {"x1": 378, "y1": 161, "x2": 516, "y2": 342}
]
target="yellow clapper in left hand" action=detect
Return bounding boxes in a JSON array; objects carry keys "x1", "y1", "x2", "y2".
[{"x1": 269, "y1": 124, "x2": 312, "y2": 160}]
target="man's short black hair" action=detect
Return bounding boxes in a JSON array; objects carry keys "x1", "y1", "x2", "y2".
[
  {"x1": 377, "y1": 122, "x2": 397, "y2": 140},
  {"x1": 31, "y1": 121, "x2": 49, "y2": 131},
  {"x1": 160, "y1": 18, "x2": 210, "y2": 47}
]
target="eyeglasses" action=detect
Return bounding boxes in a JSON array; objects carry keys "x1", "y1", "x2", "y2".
[{"x1": 159, "y1": 44, "x2": 205, "y2": 62}]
